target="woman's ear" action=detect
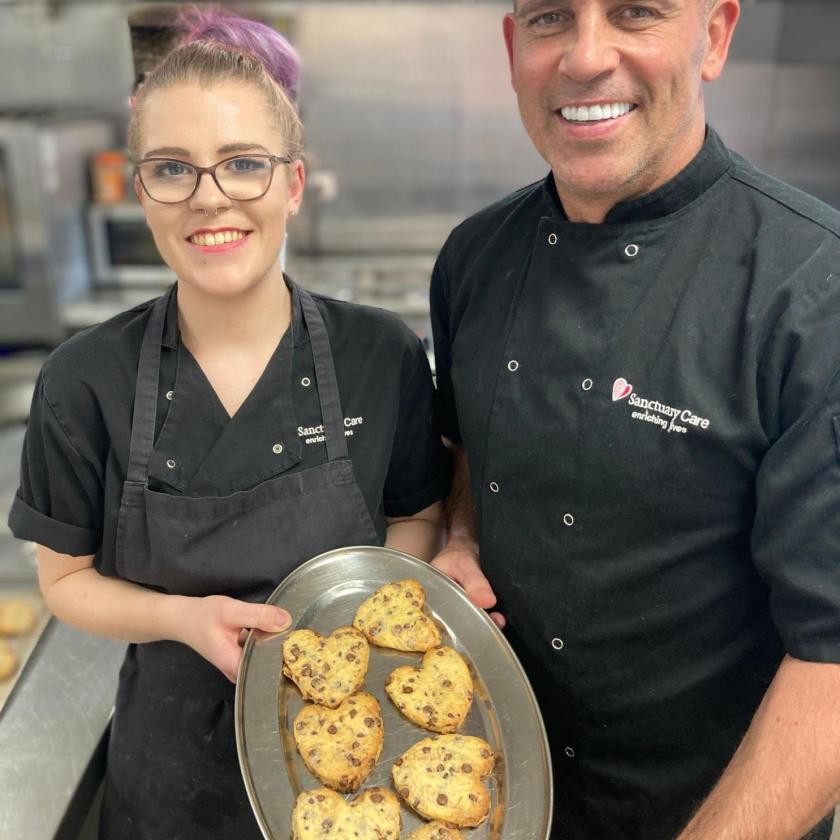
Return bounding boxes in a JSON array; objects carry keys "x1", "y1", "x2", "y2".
[{"x1": 286, "y1": 159, "x2": 306, "y2": 216}]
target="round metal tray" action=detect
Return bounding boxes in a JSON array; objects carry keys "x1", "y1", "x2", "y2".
[{"x1": 235, "y1": 546, "x2": 552, "y2": 839}]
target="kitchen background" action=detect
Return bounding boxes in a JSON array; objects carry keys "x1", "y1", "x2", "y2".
[{"x1": 0, "y1": 1, "x2": 839, "y2": 838}]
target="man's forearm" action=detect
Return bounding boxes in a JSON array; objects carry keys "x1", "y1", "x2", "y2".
[
  {"x1": 677, "y1": 655, "x2": 840, "y2": 840},
  {"x1": 444, "y1": 443, "x2": 478, "y2": 554}
]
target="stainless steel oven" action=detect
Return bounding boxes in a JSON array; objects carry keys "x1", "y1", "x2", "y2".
[
  {"x1": 87, "y1": 201, "x2": 174, "y2": 287},
  {"x1": 0, "y1": 117, "x2": 114, "y2": 345}
]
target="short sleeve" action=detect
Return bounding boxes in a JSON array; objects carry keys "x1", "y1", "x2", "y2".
[
  {"x1": 8, "y1": 369, "x2": 104, "y2": 556},
  {"x1": 430, "y1": 246, "x2": 462, "y2": 444},
  {"x1": 382, "y1": 340, "x2": 451, "y2": 518},
  {"x1": 752, "y1": 271, "x2": 840, "y2": 662}
]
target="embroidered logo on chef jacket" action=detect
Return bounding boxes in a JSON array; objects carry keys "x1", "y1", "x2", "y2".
[
  {"x1": 612, "y1": 378, "x2": 711, "y2": 435},
  {"x1": 297, "y1": 416, "x2": 365, "y2": 445}
]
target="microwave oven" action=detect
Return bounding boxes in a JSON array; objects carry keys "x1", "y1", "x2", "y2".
[{"x1": 87, "y1": 202, "x2": 174, "y2": 286}]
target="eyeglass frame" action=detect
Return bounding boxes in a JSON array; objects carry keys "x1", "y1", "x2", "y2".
[{"x1": 134, "y1": 153, "x2": 294, "y2": 204}]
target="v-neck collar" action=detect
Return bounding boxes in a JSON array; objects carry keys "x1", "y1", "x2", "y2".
[{"x1": 150, "y1": 281, "x2": 305, "y2": 494}]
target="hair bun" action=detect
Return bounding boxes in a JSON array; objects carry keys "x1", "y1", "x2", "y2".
[{"x1": 176, "y1": 5, "x2": 300, "y2": 100}]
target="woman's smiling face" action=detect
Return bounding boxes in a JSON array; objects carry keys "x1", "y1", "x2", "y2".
[{"x1": 135, "y1": 79, "x2": 304, "y2": 298}]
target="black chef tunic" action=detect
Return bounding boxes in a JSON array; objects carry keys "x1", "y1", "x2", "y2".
[
  {"x1": 10, "y1": 278, "x2": 451, "y2": 569},
  {"x1": 431, "y1": 128, "x2": 840, "y2": 839}
]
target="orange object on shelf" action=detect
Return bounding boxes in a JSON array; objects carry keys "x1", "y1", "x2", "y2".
[{"x1": 91, "y1": 149, "x2": 129, "y2": 204}]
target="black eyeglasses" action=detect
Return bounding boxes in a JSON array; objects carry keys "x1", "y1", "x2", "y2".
[{"x1": 135, "y1": 153, "x2": 292, "y2": 204}]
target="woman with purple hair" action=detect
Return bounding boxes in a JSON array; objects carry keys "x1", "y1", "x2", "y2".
[{"x1": 10, "y1": 8, "x2": 450, "y2": 838}]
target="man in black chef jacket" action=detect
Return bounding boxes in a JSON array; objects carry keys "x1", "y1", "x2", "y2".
[{"x1": 430, "y1": 1, "x2": 840, "y2": 838}]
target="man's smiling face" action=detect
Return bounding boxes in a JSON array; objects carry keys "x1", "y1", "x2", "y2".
[{"x1": 503, "y1": 0, "x2": 739, "y2": 220}]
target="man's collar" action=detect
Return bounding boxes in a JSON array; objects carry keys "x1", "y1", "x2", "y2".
[
  {"x1": 160, "y1": 275, "x2": 307, "y2": 350},
  {"x1": 543, "y1": 127, "x2": 732, "y2": 225}
]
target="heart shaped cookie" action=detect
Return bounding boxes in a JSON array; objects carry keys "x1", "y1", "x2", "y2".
[
  {"x1": 353, "y1": 580, "x2": 441, "y2": 652},
  {"x1": 392, "y1": 734, "x2": 495, "y2": 828},
  {"x1": 407, "y1": 822, "x2": 464, "y2": 840},
  {"x1": 293, "y1": 691, "x2": 384, "y2": 792},
  {"x1": 291, "y1": 787, "x2": 400, "y2": 839},
  {"x1": 385, "y1": 646, "x2": 473, "y2": 733},
  {"x1": 0, "y1": 600, "x2": 36, "y2": 636},
  {"x1": 282, "y1": 627, "x2": 369, "y2": 708}
]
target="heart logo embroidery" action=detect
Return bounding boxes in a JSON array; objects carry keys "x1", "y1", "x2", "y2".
[{"x1": 612, "y1": 378, "x2": 633, "y2": 401}]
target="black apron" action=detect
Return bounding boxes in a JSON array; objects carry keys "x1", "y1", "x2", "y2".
[{"x1": 100, "y1": 285, "x2": 380, "y2": 839}]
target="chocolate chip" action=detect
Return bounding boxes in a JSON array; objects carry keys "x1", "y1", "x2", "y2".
[
  {"x1": 349, "y1": 709, "x2": 358, "y2": 718},
  {"x1": 327, "y1": 724, "x2": 337, "y2": 735},
  {"x1": 394, "y1": 758, "x2": 403, "y2": 766},
  {"x1": 371, "y1": 792, "x2": 384, "y2": 803},
  {"x1": 437, "y1": 793, "x2": 448, "y2": 805},
  {"x1": 400, "y1": 787, "x2": 409, "y2": 798},
  {"x1": 401, "y1": 686, "x2": 413, "y2": 694},
  {"x1": 469, "y1": 793, "x2": 478, "y2": 802},
  {"x1": 461, "y1": 763, "x2": 472, "y2": 772},
  {"x1": 364, "y1": 717, "x2": 376, "y2": 727},
  {"x1": 346, "y1": 653, "x2": 356, "y2": 662},
  {"x1": 442, "y1": 679, "x2": 452, "y2": 688}
]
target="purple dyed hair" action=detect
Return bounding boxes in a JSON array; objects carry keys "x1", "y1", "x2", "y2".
[{"x1": 177, "y1": 5, "x2": 301, "y2": 101}]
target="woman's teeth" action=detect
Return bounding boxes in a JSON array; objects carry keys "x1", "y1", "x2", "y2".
[
  {"x1": 560, "y1": 102, "x2": 634, "y2": 122},
  {"x1": 189, "y1": 230, "x2": 247, "y2": 246}
]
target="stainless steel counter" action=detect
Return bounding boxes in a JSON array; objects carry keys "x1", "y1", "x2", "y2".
[
  {"x1": 0, "y1": 619, "x2": 125, "y2": 839},
  {"x1": 0, "y1": 423, "x2": 126, "y2": 839}
]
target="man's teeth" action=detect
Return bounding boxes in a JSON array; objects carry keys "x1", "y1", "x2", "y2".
[
  {"x1": 560, "y1": 102, "x2": 634, "y2": 122},
  {"x1": 189, "y1": 230, "x2": 247, "y2": 246}
]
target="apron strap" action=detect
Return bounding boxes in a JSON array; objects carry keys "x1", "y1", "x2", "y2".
[
  {"x1": 126, "y1": 282, "x2": 348, "y2": 480},
  {"x1": 296, "y1": 285, "x2": 349, "y2": 462},
  {"x1": 125, "y1": 287, "x2": 172, "y2": 483}
]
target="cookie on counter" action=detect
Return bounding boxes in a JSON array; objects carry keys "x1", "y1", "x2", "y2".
[
  {"x1": 0, "y1": 640, "x2": 19, "y2": 681},
  {"x1": 0, "y1": 600, "x2": 36, "y2": 637},
  {"x1": 407, "y1": 822, "x2": 465, "y2": 840},
  {"x1": 392, "y1": 734, "x2": 495, "y2": 828},
  {"x1": 291, "y1": 787, "x2": 400, "y2": 839},
  {"x1": 293, "y1": 691, "x2": 383, "y2": 792},
  {"x1": 353, "y1": 580, "x2": 441, "y2": 652},
  {"x1": 385, "y1": 646, "x2": 473, "y2": 733},
  {"x1": 282, "y1": 627, "x2": 369, "y2": 709}
]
